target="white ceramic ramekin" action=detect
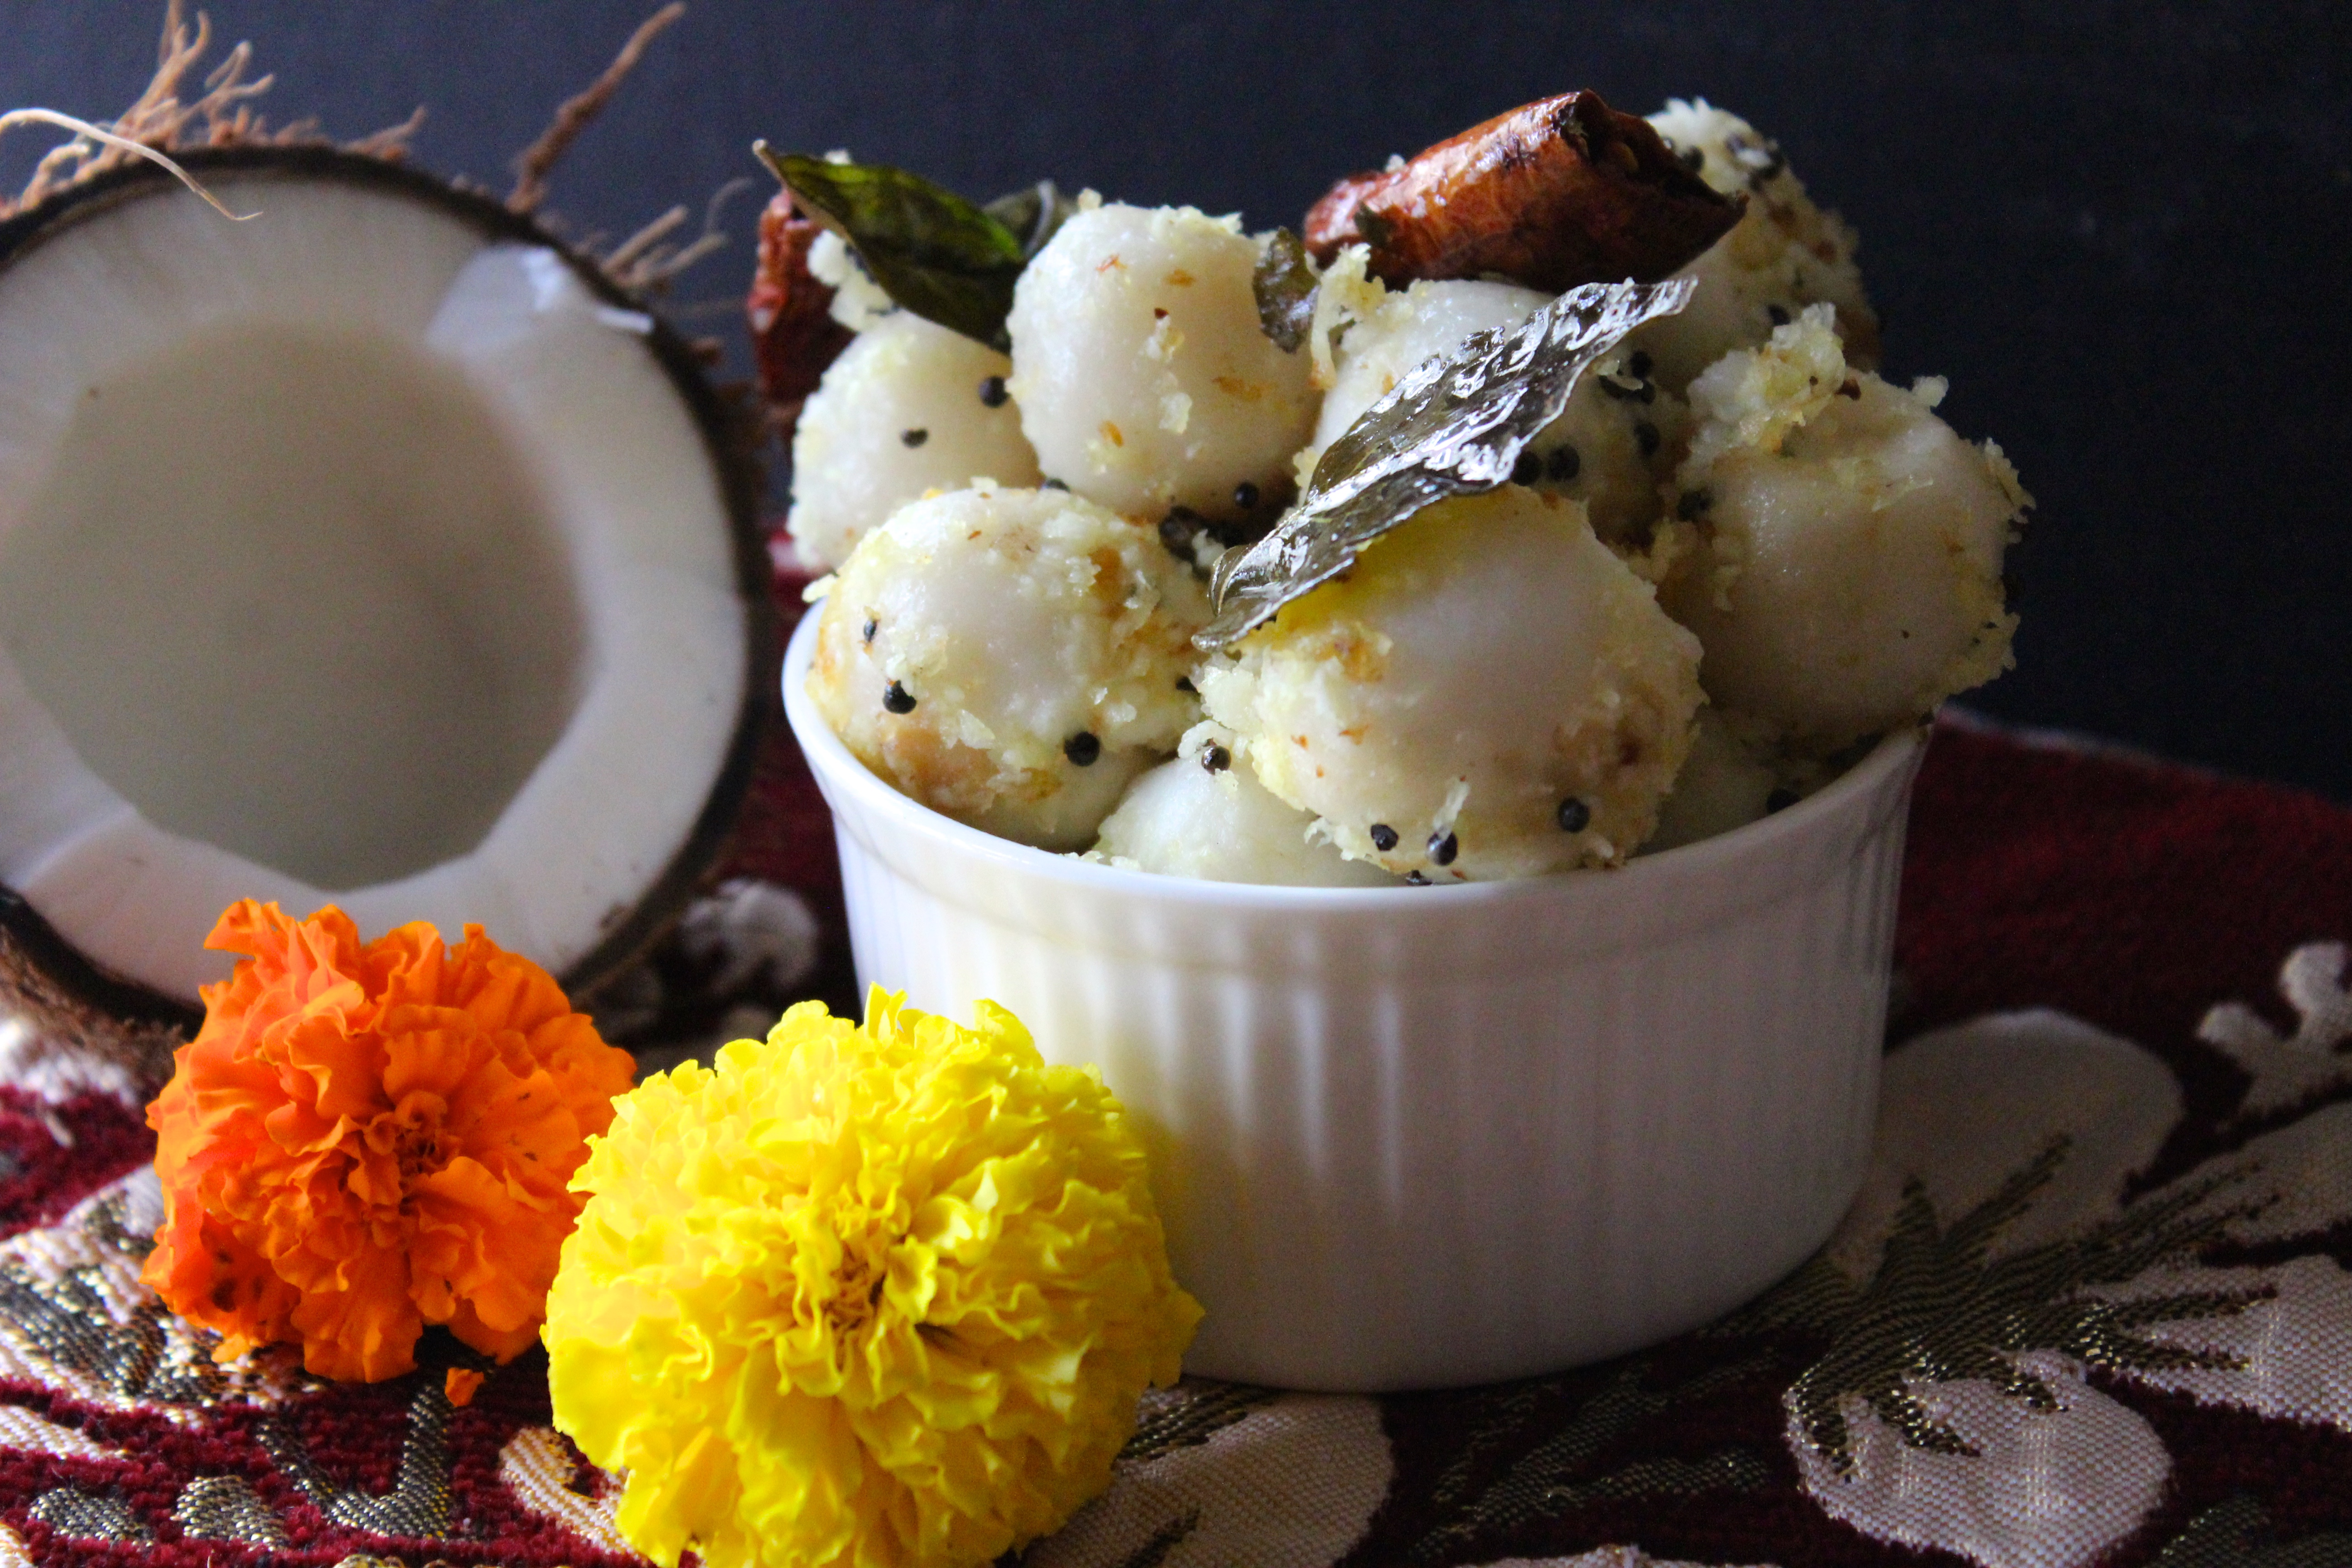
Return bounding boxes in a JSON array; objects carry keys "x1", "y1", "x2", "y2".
[{"x1": 783, "y1": 608, "x2": 1924, "y2": 1392}]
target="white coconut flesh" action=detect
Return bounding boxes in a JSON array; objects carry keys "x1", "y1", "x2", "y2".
[{"x1": 0, "y1": 167, "x2": 751, "y2": 1002}]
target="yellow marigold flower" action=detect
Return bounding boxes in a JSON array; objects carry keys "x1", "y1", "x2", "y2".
[{"x1": 543, "y1": 989, "x2": 1202, "y2": 1568}]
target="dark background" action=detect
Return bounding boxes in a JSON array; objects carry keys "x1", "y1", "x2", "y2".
[{"x1": 7, "y1": 2, "x2": 2348, "y2": 798}]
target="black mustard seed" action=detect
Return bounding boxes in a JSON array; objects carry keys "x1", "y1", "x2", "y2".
[
  {"x1": 1557, "y1": 797, "x2": 1591, "y2": 833},
  {"x1": 1368, "y1": 823, "x2": 1398, "y2": 852},
  {"x1": 1511, "y1": 451, "x2": 1541, "y2": 485},
  {"x1": 1064, "y1": 731, "x2": 1102, "y2": 766},
  {"x1": 1201, "y1": 744, "x2": 1231, "y2": 774},
  {"x1": 901, "y1": 427, "x2": 929, "y2": 448},
  {"x1": 1548, "y1": 445, "x2": 1581, "y2": 482},
  {"x1": 1233, "y1": 481, "x2": 1260, "y2": 510},
  {"x1": 882, "y1": 681, "x2": 916, "y2": 714},
  {"x1": 1427, "y1": 829, "x2": 1459, "y2": 867},
  {"x1": 977, "y1": 375, "x2": 1009, "y2": 407}
]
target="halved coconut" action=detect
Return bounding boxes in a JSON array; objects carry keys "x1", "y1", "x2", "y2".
[{"x1": 0, "y1": 147, "x2": 770, "y2": 1071}]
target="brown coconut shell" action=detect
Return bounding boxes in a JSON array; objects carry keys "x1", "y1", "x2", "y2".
[{"x1": 0, "y1": 145, "x2": 775, "y2": 1085}]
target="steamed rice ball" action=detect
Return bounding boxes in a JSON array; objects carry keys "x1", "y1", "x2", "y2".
[
  {"x1": 1641, "y1": 708, "x2": 1781, "y2": 853},
  {"x1": 1199, "y1": 486, "x2": 1703, "y2": 881},
  {"x1": 1661, "y1": 306, "x2": 2031, "y2": 747},
  {"x1": 1007, "y1": 203, "x2": 1318, "y2": 515},
  {"x1": 1297, "y1": 278, "x2": 1684, "y2": 552},
  {"x1": 1303, "y1": 279, "x2": 1539, "y2": 458},
  {"x1": 808, "y1": 482, "x2": 1208, "y2": 849},
  {"x1": 1632, "y1": 99, "x2": 1880, "y2": 393},
  {"x1": 787, "y1": 311, "x2": 1043, "y2": 569},
  {"x1": 1092, "y1": 738, "x2": 1397, "y2": 887}
]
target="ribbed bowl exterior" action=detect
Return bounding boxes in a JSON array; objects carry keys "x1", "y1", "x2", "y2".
[{"x1": 785, "y1": 611, "x2": 1923, "y2": 1391}]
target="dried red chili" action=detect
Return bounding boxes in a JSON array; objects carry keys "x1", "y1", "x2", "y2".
[{"x1": 747, "y1": 191, "x2": 854, "y2": 427}]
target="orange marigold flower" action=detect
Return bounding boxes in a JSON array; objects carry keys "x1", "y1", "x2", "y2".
[{"x1": 142, "y1": 900, "x2": 635, "y2": 1383}]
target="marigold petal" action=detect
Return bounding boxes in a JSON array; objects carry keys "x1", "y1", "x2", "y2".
[
  {"x1": 141, "y1": 1201, "x2": 299, "y2": 1356},
  {"x1": 379, "y1": 1019, "x2": 486, "y2": 1105},
  {"x1": 289, "y1": 1244, "x2": 421, "y2": 1382},
  {"x1": 411, "y1": 1158, "x2": 556, "y2": 1336},
  {"x1": 272, "y1": 999, "x2": 385, "y2": 1127},
  {"x1": 446, "y1": 1297, "x2": 542, "y2": 1365},
  {"x1": 364, "y1": 919, "x2": 451, "y2": 1013},
  {"x1": 728, "y1": 1373, "x2": 874, "y2": 1564},
  {"x1": 446, "y1": 926, "x2": 578, "y2": 1037},
  {"x1": 161, "y1": 1030, "x2": 282, "y2": 1138},
  {"x1": 617, "y1": 1420, "x2": 747, "y2": 1568},
  {"x1": 204, "y1": 898, "x2": 359, "y2": 974},
  {"x1": 444, "y1": 1064, "x2": 598, "y2": 1201}
]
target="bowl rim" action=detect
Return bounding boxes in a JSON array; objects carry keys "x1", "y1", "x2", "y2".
[{"x1": 783, "y1": 600, "x2": 1926, "y2": 914}]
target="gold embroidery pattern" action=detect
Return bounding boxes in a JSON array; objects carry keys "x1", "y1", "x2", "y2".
[
  {"x1": 173, "y1": 1474, "x2": 290, "y2": 1547},
  {"x1": 1732, "y1": 1137, "x2": 2273, "y2": 1475}
]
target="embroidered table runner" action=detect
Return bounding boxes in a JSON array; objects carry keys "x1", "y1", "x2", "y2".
[{"x1": 0, "y1": 701, "x2": 2346, "y2": 1568}]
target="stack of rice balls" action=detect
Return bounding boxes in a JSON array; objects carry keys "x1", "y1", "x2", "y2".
[{"x1": 791, "y1": 97, "x2": 2031, "y2": 888}]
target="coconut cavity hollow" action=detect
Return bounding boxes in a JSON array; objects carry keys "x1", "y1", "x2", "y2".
[
  {"x1": 0, "y1": 319, "x2": 582, "y2": 888},
  {"x1": 0, "y1": 153, "x2": 764, "y2": 1019}
]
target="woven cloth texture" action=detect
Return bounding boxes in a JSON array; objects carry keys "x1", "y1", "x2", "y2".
[{"x1": 0, "y1": 678, "x2": 2347, "y2": 1566}]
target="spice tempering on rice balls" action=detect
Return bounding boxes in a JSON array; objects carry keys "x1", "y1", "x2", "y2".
[
  {"x1": 1091, "y1": 741, "x2": 1399, "y2": 887},
  {"x1": 787, "y1": 311, "x2": 1042, "y2": 570},
  {"x1": 1198, "y1": 486, "x2": 1703, "y2": 881},
  {"x1": 1007, "y1": 204, "x2": 1320, "y2": 517},
  {"x1": 808, "y1": 482, "x2": 1209, "y2": 849},
  {"x1": 774, "y1": 86, "x2": 2035, "y2": 883},
  {"x1": 1660, "y1": 307, "x2": 2031, "y2": 749},
  {"x1": 1631, "y1": 99, "x2": 1880, "y2": 394}
]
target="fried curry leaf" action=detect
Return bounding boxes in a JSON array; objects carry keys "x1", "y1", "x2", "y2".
[
  {"x1": 756, "y1": 145, "x2": 1030, "y2": 351},
  {"x1": 1199, "y1": 277, "x2": 1694, "y2": 649},
  {"x1": 1253, "y1": 226, "x2": 1319, "y2": 352}
]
